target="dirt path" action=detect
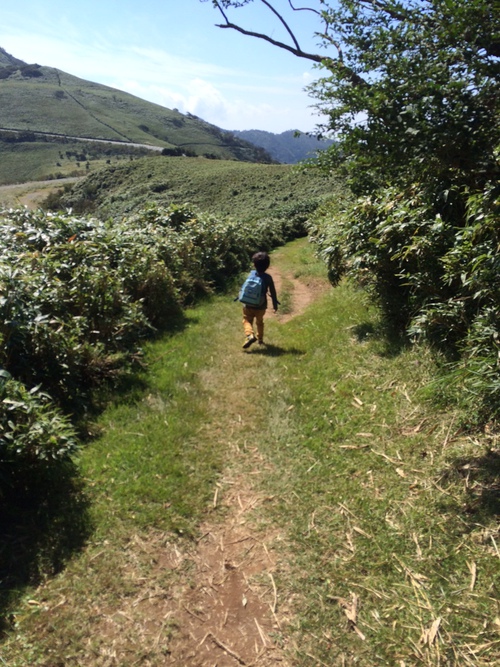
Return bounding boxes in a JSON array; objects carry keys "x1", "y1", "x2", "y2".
[
  {"x1": 161, "y1": 263, "x2": 327, "y2": 666},
  {"x1": 271, "y1": 264, "x2": 322, "y2": 323},
  {"x1": 88, "y1": 261, "x2": 330, "y2": 667},
  {"x1": 0, "y1": 177, "x2": 81, "y2": 208}
]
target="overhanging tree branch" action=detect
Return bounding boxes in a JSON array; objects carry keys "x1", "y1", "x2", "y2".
[
  {"x1": 287, "y1": 1, "x2": 322, "y2": 18},
  {"x1": 216, "y1": 20, "x2": 323, "y2": 63},
  {"x1": 288, "y1": 0, "x2": 335, "y2": 41},
  {"x1": 262, "y1": 0, "x2": 301, "y2": 51},
  {"x1": 211, "y1": 0, "x2": 369, "y2": 87}
]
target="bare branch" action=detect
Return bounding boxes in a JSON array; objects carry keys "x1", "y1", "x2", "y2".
[
  {"x1": 210, "y1": 1, "x2": 224, "y2": 22},
  {"x1": 217, "y1": 21, "x2": 367, "y2": 87},
  {"x1": 216, "y1": 20, "x2": 322, "y2": 63},
  {"x1": 211, "y1": 0, "x2": 369, "y2": 88},
  {"x1": 287, "y1": 0, "x2": 332, "y2": 37},
  {"x1": 212, "y1": 0, "x2": 230, "y2": 23},
  {"x1": 287, "y1": 1, "x2": 322, "y2": 17},
  {"x1": 261, "y1": 0, "x2": 301, "y2": 52}
]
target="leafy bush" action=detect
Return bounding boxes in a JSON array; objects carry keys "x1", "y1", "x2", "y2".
[
  {"x1": 0, "y1": 210, "x2": 154, "y2": 412},
  {"x1": 0, "y1": 200, "x2": 311, "y2": 468},
  {"x1": 0, "y1": 372, "x2": 77, "y2": 465},
  {"x1": 410, "y1": 181, "x2": 500, "y2": 422},
  {"x1": 310, "y1": 186, "x2": 458, "y2": 326}
]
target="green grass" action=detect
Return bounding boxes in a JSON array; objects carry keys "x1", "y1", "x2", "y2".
[
  {"x1": 60, "y1": 155, "x2": 340, "y2": 220},
  {"x1": 0, "y1": 73, "x2": 248, "y2": 152},
  {"x1": 0, "y1": 137, "x2": 159, "y2": 186},
  {"x1": 80, "y1": 306, "x2": 226, "y2": 539},
  {"x1": 2, "y1": 239, "x2": 498, "y2": 666},
  {"x1": 257, "y1": 246, "x2": 500, "y2": 665},
  {"x1": 0, "y1": 301, "x2": 231, "y2": 665},
  {"x1": 0, "y1": 142, "x2": 80, "y2": 183}
]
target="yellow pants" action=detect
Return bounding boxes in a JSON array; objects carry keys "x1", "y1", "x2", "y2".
[{"x1": 243, "y1": 305, "x2": 266, "y2": 342}]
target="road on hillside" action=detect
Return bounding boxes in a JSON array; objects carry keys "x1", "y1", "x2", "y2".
[{"x1": 0, "y1": 127, "x2": 164, "y2": 152}]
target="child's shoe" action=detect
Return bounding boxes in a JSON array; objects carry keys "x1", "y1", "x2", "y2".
[
  {"x1": 242, "y1": 334, "x2": 257, "y2": 349},
  {"x1": 258, "y1": 339, "x2": 265, "y2": 345}
]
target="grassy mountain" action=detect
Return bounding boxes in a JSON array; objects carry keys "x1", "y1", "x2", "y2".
[
  {"x1": 232, "y1": 128, "x2": 335, "y2": 164},
  {"x1": 0, "y1": 47, "x2": 274, "y2": 184},
  {"x1": 50, "y1": 155, "x2": 339, "y2": 220}
]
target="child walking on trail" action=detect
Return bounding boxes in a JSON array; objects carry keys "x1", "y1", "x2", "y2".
[{"x1": 240, "y1": 251, "x2": 279, "y2": 349}]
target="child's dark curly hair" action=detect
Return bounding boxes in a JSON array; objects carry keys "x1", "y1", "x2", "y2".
[{"x1": 252, "y1": 251, "x2": 270, "y2": 272}]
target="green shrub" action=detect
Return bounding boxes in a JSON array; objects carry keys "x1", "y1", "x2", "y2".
[
  {"x1": 0, "y1": 211, "x2": 153, "y2": 411},
  {"x1": 410, "y1": 181, "x2": 500, "y2": 422},
  {"x1": 0, "y1": 167, "x2": 326, "y2": 549},
  {"x1": 0, "y1": 372, "x2": 77, "y2": 465},
  {"x1": 310, "y1": 178, "x2": 500, "y2": 425},
  {"x1": 0, "y1": 201, "x2": 309, "y2": 463}
]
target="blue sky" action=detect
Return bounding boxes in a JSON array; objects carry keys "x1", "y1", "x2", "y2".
[{"x1": 1, "y1": 0, "x2": 330, "y2": 133}]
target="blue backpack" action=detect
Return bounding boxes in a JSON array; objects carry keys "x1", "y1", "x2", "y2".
[{"x1": 238, "y1": 270, "x2": 264, "y2": 306}]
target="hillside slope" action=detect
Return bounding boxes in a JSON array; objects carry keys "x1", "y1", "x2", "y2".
[
  {"x1": 0, "y1": 47, "x2": 273, "y2": 165},
  {"x1": 55, "y1": 156, "x2": 339, "y2": 220}
]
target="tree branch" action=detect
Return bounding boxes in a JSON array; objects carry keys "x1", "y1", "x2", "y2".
[
  {"x1": 261, "y1": 0, "x2": 301, "y2": 52},
  {"x1": 211, "y1": 0, "x2": 368, "y2": 88},
  {"x1": 317, "y1": 32, "x2": 343, "y2": 61},
  {"x1": 216, "y1": 21, "x2": 323, "y2": 63},
  {"x1": 288, "y1": 0, "x2": 332, "y2": 37},
  {"x1": 287, "y1": 1, "x2": 322, "y2": 18}
]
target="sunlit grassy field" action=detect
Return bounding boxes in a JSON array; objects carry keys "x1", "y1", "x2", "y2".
[{"x1": 2, "y1": 239, "x2": 498, "y2": 666}]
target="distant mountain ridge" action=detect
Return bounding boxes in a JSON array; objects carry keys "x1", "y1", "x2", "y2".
[
  {"x1": 0, "y1": 47, "x2": 274, "y2": 164},
  {"x1": 232, "y1": 129, "x2": 335, "y2": 164}
]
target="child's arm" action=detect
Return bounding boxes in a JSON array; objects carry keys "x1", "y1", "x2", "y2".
[{"x1": 268, "y1": 275, "x2": 279, "y2": 312}]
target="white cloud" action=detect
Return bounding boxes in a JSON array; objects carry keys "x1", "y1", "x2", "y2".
[{"x1": 185, "y1": 79, "x2": 230, "y2": 121}]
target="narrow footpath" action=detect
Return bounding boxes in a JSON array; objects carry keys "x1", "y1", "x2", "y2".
[
  {"x1": 157, "y1": 250, "x2": 331, "y2": 666},
  {"x1": 77, "y1": 241, "x2": 331, "y2": 666}
]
